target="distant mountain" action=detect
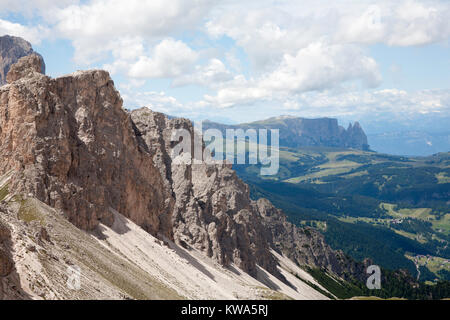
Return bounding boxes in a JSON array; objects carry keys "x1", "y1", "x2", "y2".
[
  {"x1": 0, "y1": 35, "x2": 45, "y2": 86},
  {"x1": 202, "y1": 115, "x2": 370, "y2": 151}
]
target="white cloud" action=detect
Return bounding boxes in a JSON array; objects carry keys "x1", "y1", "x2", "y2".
[
  {"x1": 260, "y1": 42, "x2": 381, "y2": 92},
  {"x1": 202, "y1": 41, "x2": 382, "y2": 108},
  {"x1": 335, "y1": 0, "x2": 450, "y2": 46},
  {"x1": 0, "y1": 19, "x2": 49, "y2": 44},
  {"x1": 0, "y1": 0, "x2": 449, "y2": 124},
  {"x1": 0, "y1": 0, "x2": 76, "y2": 17},
  {"x1": 120, "y1": 90, "x2": 189, "y2": 115},
  {"x1": 102, "y1": 37, "x2": 145, "y2": 75},
  {"x1": 204, "y1": 83, "x2": 270, "y2": 109},
  {"x1": 47, "y1": 0, "x2": 215, "y2": 64},
  {"x1": 172, "y1": 58, "x2": 233, "y2": 87},
  {"x1": 127, "y1": 38, "x2": 198, "y2": 79},
  {"x1": 280, "y1": 88, "x2": 450, "y2": 118},
  {"x1": 207, "y1": 0, "x2": 450, "y2": 71}
]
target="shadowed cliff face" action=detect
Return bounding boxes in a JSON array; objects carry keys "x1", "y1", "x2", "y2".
[
  {"x1": 130, "y1": 109, "x2": 280, "y2": 277},
  {"x1": 0, "y1": 55, "x2": 173, "y2": 237},
  {"x1": 0, "y1": 35, "x2": 45, "y2": 86},
  {"x1": 0, "y1": 221, "x2": 13, "y2": 278}
]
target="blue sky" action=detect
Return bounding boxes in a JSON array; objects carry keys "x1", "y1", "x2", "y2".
[{"x1": 1, "y1": 0, "x2": 449, "y2": 132}]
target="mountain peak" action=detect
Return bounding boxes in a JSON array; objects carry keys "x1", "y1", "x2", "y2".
[
  {"x1": 0, "y1": 35, "x2": 45, "y2": 86},
  {"x1": 6, "y1": 53, "x2": 45, "y2": 83}
]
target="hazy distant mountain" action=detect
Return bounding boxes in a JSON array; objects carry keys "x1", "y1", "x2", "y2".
[
  {"x1": 202, "y1": 115, "x2": 370, "y2": 151},
  {"x1": 368, "y1": 131, "x2": 450, "y2": 156}
]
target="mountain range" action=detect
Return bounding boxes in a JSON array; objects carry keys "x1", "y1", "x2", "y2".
[
  {"x1": 202, "y1": 116, "x2": 370, "y2": 151},
  {"x1": 0, "y1": 35, "x2": 369, "y2": 300},
  {"x1": 0, "y1": 36, "x2": 449, "y2": 300}
]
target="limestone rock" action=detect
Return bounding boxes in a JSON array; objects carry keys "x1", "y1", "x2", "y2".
[
  {"x1": 343, "y1": 121, "x2": 369, "y2": 150},
  {"x1": 0, "y1": 35, "x2": 45, "y2": 86},
  {"x1": 255, "y1": 198, "x2": 359, "y2": 278},
  {"x1": 6, "y1": 53, "x2": 45, "y2": 83},
  {"x1": 0, "y1": 40, "x2": 367, "y2": 286},
  {"x1": 0, "y1": 221, "x2": 13, "y2": 277},
  {"x1": 0, "y1": 58, "x2": 172, "y2": 236}
]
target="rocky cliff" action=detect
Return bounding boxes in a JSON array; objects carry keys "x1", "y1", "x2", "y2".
[
  {"x1": 0, "y1": 54, "x2": 173, "y2": 236},
  {"x1": 0, "y1": 49, "x2": 281, "y2": 279},
  {"x1": 203, "y1": 115, "x2": 370, "y2": 150},
  {"x1": 130, "y1": 109, "x2": 280, "y2": 277},
  {"x1": 0, "y1": 38, "x2": 368, "y2": 299},
  {"x1": 0, "y1": 35, "x2": 45, "y2": 86}
]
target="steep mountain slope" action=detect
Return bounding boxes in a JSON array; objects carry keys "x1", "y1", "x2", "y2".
[
  {"x1": 0, "y1": 173, "x2": 328, "y2": 300},
  {"x1": 0, "y1": 38, "x2": 359, "y2": 300},
  {"x1": 131, "y1": 109, "x2": 286, "y2": 277},
  {"x1": 202, "y1": 115, "x2": 369, "y2": 150}
]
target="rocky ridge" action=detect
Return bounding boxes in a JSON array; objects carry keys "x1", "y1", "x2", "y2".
[
  {"x1": 0, "y1": 38, "x2": 365, "y2": 298},
  {"x1": 203, "y1": 116, "x2": 370, "y2": 151}
]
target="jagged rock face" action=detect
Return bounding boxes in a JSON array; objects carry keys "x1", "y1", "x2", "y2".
[
  {"x1": 6, "y1": 54, "x2": 45, "y2": 83},
  {"x1": 0, "y1": 58, "x2": 172, "y2": 236},
  {"x1": 0, "y1": 35, "x2": 45, "y2": 86},
  {"x1": 131, "y1": 109, "x2": 279, "y2": 278},
  {"x1": 0, "y1": 53, "x2": 279, "y2": 278},
  {"x1": 0, "y1": 221, "x2": 13, "y2": 277},
  {"x1": 342, "y1": 122, "x2": 369, "y2": 150},
  {"x1": 0, "y1": 218, "x2": 15, "y2": 300},
  {"x1": 255, "y1": 198, "x2": 358, "y2": 277}
]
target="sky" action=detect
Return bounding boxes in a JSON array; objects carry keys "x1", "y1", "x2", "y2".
[{"x1": 1, "y1": 0, "x2": 449, "y2": 133}]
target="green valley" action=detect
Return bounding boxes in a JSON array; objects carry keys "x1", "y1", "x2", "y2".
[{"x1": 232, "y1": 147, "x2": 450, "y2": 282}]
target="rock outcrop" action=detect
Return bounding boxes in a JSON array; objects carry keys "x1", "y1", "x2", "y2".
[
  {"x1": 131, "y1": 109, "x2": 279, "y2": 277},
  {"x1": 6, "y1": 53, "x2": 45, "y2": 84},
  {"x1": 0, "y1": 50, "x2": 279, "y2": 278},
  {"x1": 0, "y1": 216, "x2": 16, "y2": 300},
  {"x1": 203, "y1": 116, "x2": 370, "y2": 150},
  {"x1": 255, "y1": 199, "x2": 357, "y2": 277},
  {"x1": 0, "y1": 35, "x2": 45, "y2": 86},
  {"x1": 0, "y1": 56, "x2": 172, "y2": 236},
  {"x1": 0, "y1": 221, "x2": 13, "y2": 277},
  {"x1": 342, "y1": 122, "x2": 368, "y2": 150}
]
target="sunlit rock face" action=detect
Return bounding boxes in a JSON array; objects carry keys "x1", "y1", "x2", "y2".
[{"x1": 0, "y1": 52, "x2": 172, "y2": 237}]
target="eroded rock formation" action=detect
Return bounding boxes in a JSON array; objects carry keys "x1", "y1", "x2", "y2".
[
  {"x1": 0, "y1": 221, "x2": 13, "y2": 277},
  {"x1": 0, "y1": 56, "x2": 172, "y2": 236},
  {"x1": 131, "y1": 109, "x2": 279, "y2": 277},
  {"x1": 0, "y1": 35, "x2": 45, "y2": 86}
]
